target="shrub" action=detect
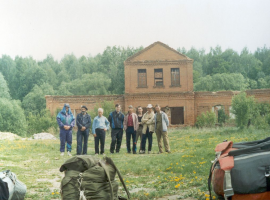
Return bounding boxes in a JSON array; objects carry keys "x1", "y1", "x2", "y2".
[
  {"x1": 0, "y1": 98, "x2": 27, "y2": 135},
  {"x1": 89, "y1": 100, "x2": 115, "y2": 120},
  {"x1": 255, "y1": 102, "x2": 270, "y2": 117},
  {"x1": 266, "y1": 114, "x2": 270, "y2": 125},
  {"x1": 0, "y1": 72, "x2": 11, "y2": 99},
  {"x1": 22, "y1": 83, "x2": 55, "y2": 116},
  {"x1": 232, "y1": 92, "x2": 270, "y2": 129},
  {"x1": 252, "y1": 115, "x2": 269, "y2": 129},
  {"x1": 196, "y1": 111, "x2": 216, "y2": 128},
  {"x1": 251, "y1": 102, "x2": 270, "y2": 129},
  {"x1": 217, "y1": 108, "x2": 229, "y2": 125},
  {"x1": 231, "y1": 92, "x2": 256, "y2": 129},
  {"x1": 27, "y1": 109, "x2": 58, "y2": 135}
]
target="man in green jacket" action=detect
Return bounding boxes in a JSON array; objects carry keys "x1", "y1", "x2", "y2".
[{"x1": 154, "y1": 104, "x2": 171, "y2": 153}]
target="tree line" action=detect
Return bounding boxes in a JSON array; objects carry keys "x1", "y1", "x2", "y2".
[
  {"x1": 0, "y1": 45, "x2": 269, "y2": 135},
  {"x1": 177, "y1": 46, "x2": 270, "y2": 91}
]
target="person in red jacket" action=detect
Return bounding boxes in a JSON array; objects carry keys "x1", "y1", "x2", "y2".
[{"x1": 124, "y1": 105, "x2": 139, "y2": 154}]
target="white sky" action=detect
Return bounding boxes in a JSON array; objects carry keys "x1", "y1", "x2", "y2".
[{"x1": 0, "y1": 0, "x2": 269, "y2": 61}]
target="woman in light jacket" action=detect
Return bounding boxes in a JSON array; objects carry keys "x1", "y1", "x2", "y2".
[{"x1": 140, "y1": 104, "x2": 155, "y2": 154}]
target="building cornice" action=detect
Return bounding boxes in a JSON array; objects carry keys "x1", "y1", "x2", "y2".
[
  {"x1": 45, "y1": 95, "x2": 124, "y2": 102},
  {"x1": 194, "y1": 89, "x2": 270, "y2": 98},
  {"x1": 125, "y1": 60, "x2": 193, "y2": 66},
  {"x1": 124, "y1": 92, "x2": 195, "y2": 100}
]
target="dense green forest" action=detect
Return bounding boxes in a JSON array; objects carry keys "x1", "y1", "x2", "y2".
[{"x1": 0, "y1": 45, "x2": 269, "y2": 135}]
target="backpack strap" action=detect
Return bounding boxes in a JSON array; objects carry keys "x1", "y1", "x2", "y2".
[
  {"x1": 114, "y1": 163, "x2": 131, "y2": 199},
  {"x1": 105, "y1": 157, "x2": 131, "y2": 199},
  {"x1": 208, "y1": 159, "x2": 219, "y2": 200},
  {"x1": 219, "y1": 155, "x2": 234, "y2": 200},
  {"x1": 99, "y1": 160, "x2": 114, "y2": 200}
]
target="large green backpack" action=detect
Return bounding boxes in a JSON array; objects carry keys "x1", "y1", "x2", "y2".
[{"x1": 60, "y1": 155, "x2": 130, "y2": 200}]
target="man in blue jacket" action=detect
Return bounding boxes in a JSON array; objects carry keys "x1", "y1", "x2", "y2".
[
  {"x1": 76, "y1": 105, "x2": 91, "y2": 155},
  {"x1": 108, "y1": 104, "x2": 125, "y2": 153},
  {"x1": 57, "y1": 103, "x2": 75, "y2": 156}
]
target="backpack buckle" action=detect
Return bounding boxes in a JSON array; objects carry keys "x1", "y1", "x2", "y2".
[
  {"x1": 224, "y1": 188, "x2": 234, "y2": 200},
  {"x1": 265, "y1": 166, "x2": 270, "y2": 177}
]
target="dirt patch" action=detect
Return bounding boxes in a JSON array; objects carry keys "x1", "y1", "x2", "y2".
[
  {"x1": 36, "y1": 177, "x2": 61, "y2": 190},
  {"x1": 0, "y1": 132, "x2": 21, "y2": 140},
  {"x1": 129, "y1": 187, "x2": 156, "y2": 193},
  {"x1": 157, "y1": 196, "x2": 197, "y2": 200},
  {"x1": 33, "y1": 133, "x2": 57, "y2": 140}
]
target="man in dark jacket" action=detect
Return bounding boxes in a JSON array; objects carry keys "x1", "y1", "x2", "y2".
[
  {"x1": 108, "y1": 104, "x2": 124, "y2": 153},
  {"x1": 76, "y1": 105, "x2": 91, "y2": 155}
]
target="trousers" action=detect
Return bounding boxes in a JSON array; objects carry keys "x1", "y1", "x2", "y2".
[
  {"x1": 141, "y1": 128, "x2": 153, "y2": 151},
  {"x1": 76, "y1": 129, "x2": 89, "y2": 155},
  {"x1": 60, "y1": 129, "x2": 72, "y2": 152},
  {"x1": 156, "y1": 129, "x2": 170, "y2": 153},
  {"x1": 110, "y1": 128, "x2": 123, "y2": 153},
  {"x1": 126, "y1": 126, "x2": 136, "y2": 153},
  {"x1": 94, "y1": 129, "x2": 106, "y2": 154}
]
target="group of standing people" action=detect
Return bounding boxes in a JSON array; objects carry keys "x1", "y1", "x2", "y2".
[{"x1": 56, "y1": 103, "x2": 171, "y2": 156}]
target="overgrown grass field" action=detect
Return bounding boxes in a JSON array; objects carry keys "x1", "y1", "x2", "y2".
[{"x1": 0, "y1": 127, "x2": 268, "y2": 200}]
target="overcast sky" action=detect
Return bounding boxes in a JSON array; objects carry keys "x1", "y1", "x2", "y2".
[{"x1": 0, "y1": 0, "x2": 269, "y2": 61}]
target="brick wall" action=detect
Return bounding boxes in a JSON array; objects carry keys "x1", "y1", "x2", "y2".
[
  {"x1": 45, "y1": 95, "x2": 125, "y2": 116},
  {"x1": 194, "y1": 89, "x2": 270, "y2": 123},
  {"x1": 45, "y1": 89, "x2": 270, "y2": 126}
]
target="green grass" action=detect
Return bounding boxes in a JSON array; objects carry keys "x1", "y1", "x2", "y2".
[{"x1": 0, "y1": 126, "x2": 269, "y2": 200}]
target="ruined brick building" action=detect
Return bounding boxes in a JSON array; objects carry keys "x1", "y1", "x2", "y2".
[{"x1": 45, "y1": 41, "x2": 270, "y2": 126}]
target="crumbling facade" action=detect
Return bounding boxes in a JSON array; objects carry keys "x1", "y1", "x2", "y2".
[{"x1": 45, "y1": 42, "x2": 270, "y2": 126}]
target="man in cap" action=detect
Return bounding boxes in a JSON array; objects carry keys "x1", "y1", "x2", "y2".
[
  {"x1": 108, "y1": 104, "x2": 125, "y2": 153},
  {"x1": 140, "y1": 104, "x2": 155, "y2": 154},
  {"x1": 57, "y1": 103, "x2": 75, "y2": 156},
  {"x1": 76, "y1": 105, "x2": 91, "y2": 155},
  {"x1": 124, "y1": 105, "x2": 139, "y2": 154}
]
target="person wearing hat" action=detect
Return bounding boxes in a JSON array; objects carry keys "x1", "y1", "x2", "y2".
[
  {"x1": 140, "y1": 104, "x2": 155, "y2": 154},
  {"x1": 123, "y1": 105, "x2": 139, "y2": 154},
  {"x1": 76, "y1": 105, "x2": 92, "y2": 155},
  {"x1": 57, "y1": 103, "x2": 75, "y2": 156}
]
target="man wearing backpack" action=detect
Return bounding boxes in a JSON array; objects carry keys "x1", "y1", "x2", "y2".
[
  {"x1": 124, "y1": 105, "x2": 139, "y2": 154},
  {"x1": 57, "y1": 103, "x2": 75, "y2": 156},
  {"x1": 76, "y1": 105, "x2": 91, "y2": 155},
  {"x1": 108, "y1": 104, "x2": 125, "y2": 154},
  {"x1": 154, "y1": 104, "x2": 171, "y2": 153}
]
